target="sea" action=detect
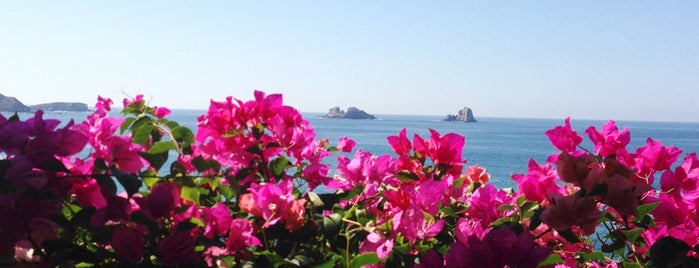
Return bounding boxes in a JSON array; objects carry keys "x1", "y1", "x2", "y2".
[{"x1": 6, "y1": 110, "x2": 699, "y2": 189}]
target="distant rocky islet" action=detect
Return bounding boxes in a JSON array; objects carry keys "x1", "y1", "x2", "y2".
[
  {"x1": 0, "y1": 93, "x2": 89, "y2": 112},
  {"x1": 321, "y1": 106, "x2": 377, "y2": 120},
  {"x1": 443, "y1": 107, "x2": 477, "y2": 122},
  {"x1": 321, "y1": 105, "x2": 478, "y2": 122}
]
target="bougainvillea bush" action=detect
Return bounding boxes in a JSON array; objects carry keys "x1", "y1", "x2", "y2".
[{"x1": 1, "y1": 91, "x2": 698, "y2": 267}]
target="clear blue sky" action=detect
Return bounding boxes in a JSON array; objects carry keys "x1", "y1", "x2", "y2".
[{"x1": 1, "y1": 1, "x2": 697, "y2": 122}]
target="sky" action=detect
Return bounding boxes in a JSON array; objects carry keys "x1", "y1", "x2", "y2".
[{"x1": 1, "y1": 1, "x2": 698, "y2": 122}]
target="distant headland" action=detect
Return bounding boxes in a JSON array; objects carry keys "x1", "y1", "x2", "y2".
[
  {"x1": 321, "y1": 106, "x2": 377, "y2": 120},
  {"x1": 0, "y1": 93, "x2": 89, "y2": 112},
  {"x1": 443, "y1": 107, "x2": 477, "y2": 122}
]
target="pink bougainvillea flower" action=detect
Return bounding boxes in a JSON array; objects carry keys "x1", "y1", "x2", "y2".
[
  {"x1": 661, "y1": 153, "x2": 699, "y2": 200},
  {"x1": 604, "y1": 175, "x2": 652, "y2": 217},
  {"x1": 0, "y1": 120, "x2": 30, "y2": 155},
  {"x1": 541, "y1": 193, "x2": 601, "y2": 235},
  {"x1": 387, "y1": 128, "x2": 412, "y2": 156},
  {"x1": 466, "y1": 184, "x2": 517, "y2": 227},
  {"x1": 123, "y1": 94, "x2": 144, "y2": 108},
  {"x1": 153, "y1": 106, "x2": 171, "y2": 119},
  {"x1": 556, "y1": 151, "x2": 598, "y2": 187},
  {"x1": 412, "y1": 129, "x2": 466, "y2": 176},
  {"x1": 585, "y1": 120, "x2": 631, "y2": 157},
  {"x1": 14, "y1": 218, "x2": 58, "y2": 263},
  {"x1": 284, "y1": 198, "x2": 307, "y2": 232},
  {"x1": 239, "y1": 193, "x2": 261, "y2": 217},
  {"x1": 106, "y1": 136, "x2": 146, "y2": 173},
  {"x1": 135, "y1": 181, "x2": 181, "y2": 220},
  {"x1": 393, "y1": 207, "x2": 445, "y2": 243},
  {"x1": 337, "y1": 136, "x2": 356, "y2": 153},
  {"x1": 70, "y1": 178, "x2": 107, "y2": 209},
  {"x1": 359, "y1": 231, "x2": 394, "y2": 260},
  {"x1": 246, "y1": 179, "x2": 306, "y2": 231},
  {"x1": 512, "y1": 159, "x2": 560, "y2": 202},
  {"x1": 633, "y1": 138, "x2": 682, "y2": 183},
  {"x1": 328, "y1": 150, "x2": 395, "y2": 191},
  {"x1": 415, "y1": 179, "x2": 449, "y2": 214},
  {"x1": 545, "y1": 117, "x2": 583, "y2": 153},
  {"x1": 446, "y1": 227, "x2": 550, "y2": 268},
  {"x1": 465, "y1": 165, "x2": 491, "y2": 185},
  {"x1": 112, "y1": 226, "x2": 145, "y2": 263},
  {"x1": 226, "y1": 219, "x2": 262, "y2": 254},
  {"x1": 202, "y1": 203, "x2": 233, "y2": 239},
  {"x1": 159, "y1": 232, "x2": 201, "y2": 266},
  {"x1": 96, "y1": 95, "x2": 113, "y2": 111},
  {"x1": 454, "y1": 218, "x2": 491, "y2": 245},
  {"x1": 414, "y1": 250, "x2": 445, "y2": 268}
]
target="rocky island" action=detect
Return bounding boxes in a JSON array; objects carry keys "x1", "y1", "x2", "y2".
[
  {"x1": 322, "y1": 106, "x2": 377, "y2": 120},
  {"x1": 29, "y1": 102, "x2": 89, "y2": 112},
  {"x1": 0, "y1": 94, "x2": 31, "y2": 113},
  {"x1": 0, "y1": 93, "x2": 89, "y2": 112},
  {"x1": 444, "y1": 107, "x2": 477, "y2": 122}
]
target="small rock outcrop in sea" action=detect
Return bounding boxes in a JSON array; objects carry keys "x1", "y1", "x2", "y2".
[
  {"x1": 29, "y1": 102, "x2": 89, "y2": 112},
  {"x1": 322, "y1": 106, "x2": 377, "y2": 119},
  {"x1": 0, "y1": 94, "x2": 31, "y2": 112},
  {"x1": 444, "y1": 107, "x2": 477, "y2": 122}
]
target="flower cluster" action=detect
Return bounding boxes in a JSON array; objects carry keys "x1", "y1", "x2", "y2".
[{"x1": 1, "y1": 91, "x2": 697, "y2": 267}]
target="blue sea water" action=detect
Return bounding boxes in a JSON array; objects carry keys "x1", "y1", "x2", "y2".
[{"x1": 8, "y1": 110, "x2": 699, "y2": 189}]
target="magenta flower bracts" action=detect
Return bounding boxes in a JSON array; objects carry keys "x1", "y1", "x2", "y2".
[{"x1": 0, "y1": 91, "x2": 697, "y2": 267}]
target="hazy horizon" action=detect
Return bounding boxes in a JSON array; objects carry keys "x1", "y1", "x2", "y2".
[{"x1": 2, "y1": 2, "x2": 698, "y2": 122}]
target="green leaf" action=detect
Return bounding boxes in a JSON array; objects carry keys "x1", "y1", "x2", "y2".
[
  {"x1": 313, "y1": 253, "x2": 345, "y2": 268},
  {"x1": 636, "y1": 202, "x2": 660, "y2": 219},
  {"x1": 395, "y1": 170, "x2": 419, "y2": 182},
  {"x1": 111, "y1": 167, "x2": 142, "y2": 198},
  {"x1": 516, "y1": 195, "x2": 527, "y2": 207},
  {"x1": 251, "y1": 123, "x2": 265, "y2": 139},
  {"x1": 497, "y1": 204, "x2": 516, "y2": 211},
  {"x1": 130, "y1": 211, "x2": 158, "y2": 233},
  {"x1": 529, "y1": 206, "x2": 545, "y2": 230},
  {"x1": 287, "y1": 255, "x2": 314, "y2": 267},
  {"x1": 8, "y1": 113, "x2": 19, "y2": 121},
  {"x1": 172, "y1": 126, "x2": 194, "y2": 144},
  {"x1": 181, "y1": 186, "x2": 201, "y2": 204},
  {"x1": 270, "y1": 157, "x2": 290, "y2": 178},
  {"x1": 539, "y1": 253, "x2": 564, "y2": 266},
  {"x1": 622, "y1": 262, "x2": 643, "y2": 268},
  {"x1": 71, "y1": 206, "x2": 96, "y2": 228},
  {"x1": 139, "y1": 151, "x2": 169, "y2": 171},
  {"x1": 143, "y1": 176, "x2": 160, "y2": 188},
  {"x1": 307, "y1": 192, "x2": 324, "y2": 208},
  {"x1": 192, "y1": 156, "x2": 211, "y2": 172},
  {"x1": 322, "y1": 213, "x2": 343, "y2": 238},
  {"x1": 577, "y1": 252, "x2": 606, "y2": 262},
  {"x1": 130, "y1": 117, "x2": 154, "y2": 144},
  {"x1": 149, "y1": 141, "x2": 177, "y2": 154},
  {"x1": 176, "y1": 218, "x2": 201, "y2": 233},
  {"x1": 37, "y1": 157, "x2": 69, "y2": 172},
  {"x1": 622, "y1": 228, "x2": 644, "y2": 245},
  {"x1": 218, "y1": 184, "x2": 235, "y2": 200},
  {"x1": 519, "y1": 201, "x2": 538, "y2": 214},
  {"x1": 94, "y1": 174, "x2": 117, "y2": 195},
  {"x1": 164, "y1": 120, "x2": 180, "y2": 130},
  {"x1": 120, "y1": 117, "x2": 136, "y2": 134},
  {"x1": 350, "y1": 253, "x2": 380, "y2": 268},
  {"x1": 559, "y1": 228, "x2": 580, "y2": 243}
]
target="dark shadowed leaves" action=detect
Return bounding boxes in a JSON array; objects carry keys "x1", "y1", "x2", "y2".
[
  {"x1": 111, "y1": 167, "x2": 142, "y2": 198},
  {"x1": 649, "y1": 236, "x2": 691, "y2": 268}
]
